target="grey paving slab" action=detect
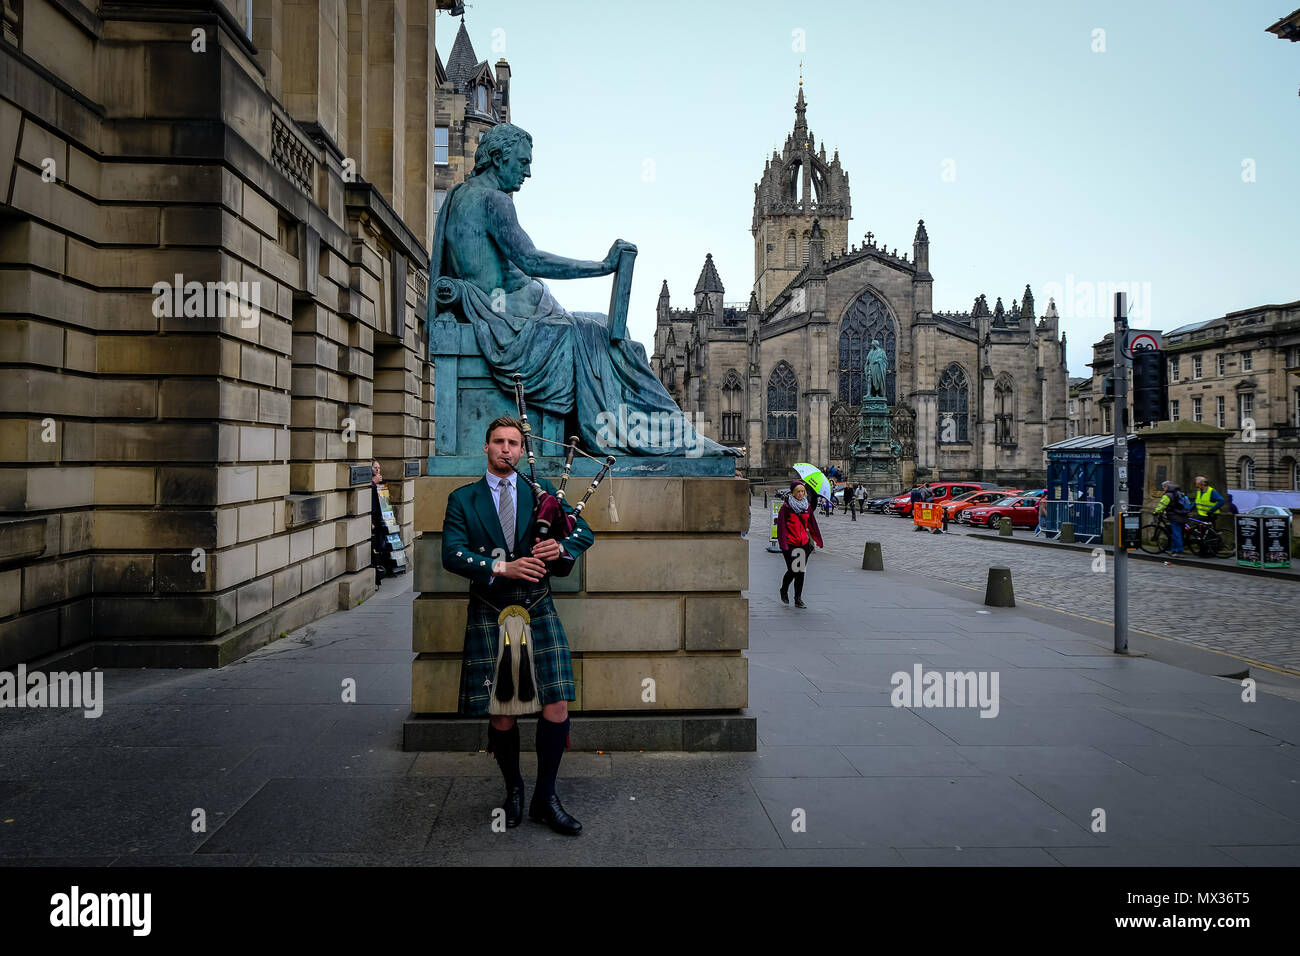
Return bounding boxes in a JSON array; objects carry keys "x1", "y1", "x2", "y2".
[
  {"x1": 644, "y1": 847, "x2": 907, "y2": 866},
  {"x1": 910, "y1": 705, "x2": 1178, "y2": 747},
  {"x1": 195, "y1": 778, "x2": 451, "y2": 854},
  {"x1": 0, "y1": 745, "x2": 254, "y2": 781},
  {"x1": 951, "y1": 745, "x2": 1142, "y2": 777},
  {"x1": 898, "y1": 847, "x2": 1063, "y2": 866},
  {"x1": 0, "y1": 778, "x2": 266, "y2": 857},
  {"x1": 1216, "y1": 845, "x2": 1300, "y2": 866},
  {"x1": 838, "y1": 745, "x2": 982, "y2": 777},
  {"x1": 1011, "y1": 773, "x2": 1300, "y2": 846},
  {"x1": 758, "y1": 705, "x2": 958, "y2": 747},
  {"x1": 1044, "y1": 845, "x2": 1244, "y2": 867},
  {"x1": 423, "y1": 775, "x2": 781, "y2": 851},
  {"x1": 225, "y1": 743, "x2": 419, "y2": 778},
  {"x1": 749, "y1": 776, "x2": 1094, "y2": 849},
  {"x1": 1098, "y1": 703, "x2": 1289, "y2": 747},
  {"x1": 409, "y1": 751, "x2": 615, "y2": 778}
]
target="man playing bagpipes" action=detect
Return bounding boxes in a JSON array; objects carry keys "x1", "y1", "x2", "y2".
[{"x1": 441, "y1": 414, "x2": 598, "y2": 835}]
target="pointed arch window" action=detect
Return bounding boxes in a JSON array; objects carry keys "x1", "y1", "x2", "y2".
[
  {"x1": 721, "y1": 369, "x2": 744, "y2": 444},
  {"x1": 767, "y1": 362, "x2": 798, "y2": 440},
  {"x1": 994, "y1": 374, "x2": 1015, "y2": 446},
  {"x1": 801, "y1": 230, "x2": 810, "y2": 265},
  {"x1": 938, "y1": 365, "x2": 970, "y2": 444},
  {"x1": 838, "y1": 291, "x2": 896, "y2": 405},
  {"x1": 785, "y1": 231, "x2": 797, "y2": 268}
]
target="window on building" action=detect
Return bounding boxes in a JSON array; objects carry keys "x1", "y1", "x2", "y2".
[
  {"x1": 1284, "y1": 457, "x2": 1300, "y2": 491},
  {"x1": 937, "y1": 364, "x2": 970, "y2": 443},
  {"x1": 1103, "y1": 406, "x2": 1112, "y2": 433},
  {"x1": 1239, "y1": 392, "x2": 1254, "y2": 426},
  {"x1": 1238, "y1": 456, "x2": 1256, "y2": 490},
  {"x1": 767, "y1": 362, "x2": 798, "y2": 439},
  {"x1": 1217, "y1": 353, "x2": 1225, "y2": 376},
  {"x1": 838, "y1": 289, "x2": 896, "y2": 406},
  {"x1": 1169, "y1": 357, "x2": 1180, "y2": 381},
  {"x1": 1193, "y1": 355, "x2": 1202, "y2": 379},
  {"x1": 1171, "y1": 399, "x2": 1180, "y2": 421},
  {"x1": 1216, "y1": 395, "x2": 1225, "y2": 428},
  {"x1": 1290, "y1": 347, "x2": 1300, "y2": 370},
  {"x1": 721, "y1": 370, "x2": 743, "y2": 444},
  {"x1": 1294, "y1": 387, "x2": 1300, "y2": 427},
  {"x1": 785, "y1": 232, "x2": 796, "y2": 268},
  {"x1": 434, "y1": 127, "x2": 449, "y2": 166},
  {"x1": 434, "y1": 189, "x2": 447, "y2": 216},
  {"x1": 1242, "y1": 350, "x2": 1253, "y2": 371},
  {"x1": 994, "y1": 375, "x2": 1015, "y2": 446},
  {"x1": 1067, "y1": 420, "x2": 1077, "y2": 438},
  {"x1": 476, "y1": 85, "x2": 489, "y2": 113},
  {"x1": 801, "y1": 231, "x2": 810, "y2": 266},
  {"x1": 1192, "y1": 397, "x2": 1202, "y2": 422},
  {"x1": 1068, "y1": 399, "x2": 1076, "y2": 414}
]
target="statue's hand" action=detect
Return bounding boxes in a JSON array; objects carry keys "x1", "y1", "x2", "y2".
[{"x1": 603, "y1": 239, "x2": 637, "y2": 272}]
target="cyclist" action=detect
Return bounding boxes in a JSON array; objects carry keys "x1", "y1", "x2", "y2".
[
  {"x1": 1153, "y1": 480, "x2": 1190, "y2": 555},
  {"x1": 1193, "y1": 475, "x2": 1226, "y2": 531}
]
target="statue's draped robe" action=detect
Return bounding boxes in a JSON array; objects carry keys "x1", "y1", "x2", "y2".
[{"x1": 428, "y1": 182, "x2": 737, "y2": 457}]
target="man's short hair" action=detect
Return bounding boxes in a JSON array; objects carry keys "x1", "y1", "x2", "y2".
[
  {"x1": 1195, "y1": 475, "x2": 1208, "y2": 484},
  {"x1": 472, "y1": 124, "x2": 534, "y2": 175},
  {"x1": 1160, "y1": 481, "x2": 1172, "y2": 488},
  {"x1": 485, "y1": 416, "x2": 526, "y2": 444}
]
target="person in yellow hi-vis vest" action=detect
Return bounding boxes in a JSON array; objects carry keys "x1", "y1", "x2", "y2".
[{"x1": 1193, "y1": 476, "x2": 1226, "y2": 531}]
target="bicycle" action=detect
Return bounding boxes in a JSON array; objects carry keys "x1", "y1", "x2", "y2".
[{"x1": 1138, "y1": 512, "x2": 1225, "y2": 557}]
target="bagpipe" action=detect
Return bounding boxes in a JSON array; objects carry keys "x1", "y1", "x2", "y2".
[
  {"x1": 509, "y1": 372, "x2": 618, "y2": 547},
  {"x1": 488, "y1": 374, "x2": 618, "y2": 717}
]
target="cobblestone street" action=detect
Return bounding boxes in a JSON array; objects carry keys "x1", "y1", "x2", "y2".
[{"x1": 769, "y1": 505, "x2": 1300, "y2": 675}]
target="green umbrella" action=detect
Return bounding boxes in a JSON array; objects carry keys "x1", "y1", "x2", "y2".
[{"x1": 792, "y1": 463, "x2": 834, "y2": 503}]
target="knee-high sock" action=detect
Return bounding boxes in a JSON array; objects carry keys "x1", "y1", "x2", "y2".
[
  {"x1": 487, "y1": 723, "x2": 523, "y2": 790},
  {"x1": 534, "y1": 715, "x2": 570, "y2": 800}
]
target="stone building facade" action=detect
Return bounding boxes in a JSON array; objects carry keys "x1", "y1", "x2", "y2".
[
  {"x1": 651, "y1": 85, "x2": 1069, "y2": 486},
  {"x1": 434, "y1": 17, "x2": 510, "y2": 223},
  {"x1": 0, "y1": 0, "x2": 452, "y2": 668},
  {"x1": 1064, "y1": 304, "x2": 1300, "y2": 491},
  {"x1": 1164, "y1": 302, "x2": 1300, "y2": 491}
]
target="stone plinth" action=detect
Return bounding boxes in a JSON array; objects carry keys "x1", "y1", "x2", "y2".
[
  {"x1": 403, "y1": 473, "x2": 755, "y2": 751},
  {"x1": 1138, "y1": 421, "x2": 1231, "y2": 516}
]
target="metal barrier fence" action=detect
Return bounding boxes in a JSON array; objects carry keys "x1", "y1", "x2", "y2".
[{"x1": 1039, "y1": 500, "x2": 1106, "y2": 543}]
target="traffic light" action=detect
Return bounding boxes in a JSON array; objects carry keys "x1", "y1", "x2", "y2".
[{"x1": 1132, "y1": 350, "x2": 1167, "y2": 424}]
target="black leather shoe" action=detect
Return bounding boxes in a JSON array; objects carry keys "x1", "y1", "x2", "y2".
[
  {"x1": 529, "y1": 792, "x2": 582, "y2": 835},
  {"x1": 503, "y1": 785, "x2": 525, "y2": 828},
  {"x1": 794, "y1": 600, "x2": 808, "y2": 609},
  {"x1": 779, "y1": 589, "x2": 789, "y2": 604}
]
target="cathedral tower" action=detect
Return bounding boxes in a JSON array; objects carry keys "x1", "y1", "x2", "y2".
[{"x1": 751, "y1": 83, "x2": 851, "y2": 310}]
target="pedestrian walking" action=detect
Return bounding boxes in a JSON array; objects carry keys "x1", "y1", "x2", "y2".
[
  {"x1": 1154, "y1": 480, "x2": 1191, "y2": 555},
  {"x1": 1033, "y1": 496, "x2": 1048, "y2": 536},
  {"x1": 777, "y1": 480, "x2": 824, "y2": 609}
]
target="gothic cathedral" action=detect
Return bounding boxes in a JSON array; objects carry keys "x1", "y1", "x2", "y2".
[{"x1": 650, "y1": 85, "x2": 1069, "y2": 486}]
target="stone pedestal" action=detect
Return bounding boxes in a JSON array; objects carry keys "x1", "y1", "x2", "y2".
[
  {"x1": 849, "y1": 397, "x2": 902, "y2": 496},
  {"x1": 1137, "y1": 421, "x2": 1231, "y2": 508},
  {"x1": 403, "y1": 474, "x2": 755, "y2": 751}
]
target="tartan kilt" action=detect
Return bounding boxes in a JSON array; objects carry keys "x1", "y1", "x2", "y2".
[{"x1": 458, "y1": 581, "x2": 575, "y2": 717}]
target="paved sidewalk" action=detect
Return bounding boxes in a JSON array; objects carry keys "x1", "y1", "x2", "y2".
[{"x1": 1, "y1": 510, "x2": 1298, "y2": 866}]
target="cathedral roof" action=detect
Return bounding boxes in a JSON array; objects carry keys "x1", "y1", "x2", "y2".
[{"x1": 694, "y1": 253, "x2": 724, "y2": 294}]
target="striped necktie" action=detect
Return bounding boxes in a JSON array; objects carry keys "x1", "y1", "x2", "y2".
[{"x1": 496, "y1": 478, "x2": 514, "y2": 550}]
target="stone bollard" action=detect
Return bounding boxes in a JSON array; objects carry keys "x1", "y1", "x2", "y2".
[
  {"x1": 1101, "y1": 516, "x2": 1114, "y2": 546},
  {"x1": 1059, "y1": 522, "x2": 1075, "y2": 543},
  {"x1": 862, "y1": 541, "x2": 884, "y2": 571},
  {"x1": 998, "y1": 517, "x2": 1013, "y2": 536},
  {"x1": 984, "y1": 567, "x2": 1015, "y2": 607},
  {"x1": 764, "y1": 492, "x2": 768, "y2": 508}
]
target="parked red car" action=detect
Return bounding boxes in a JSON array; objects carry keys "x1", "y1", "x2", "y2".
[
  {"x1": 944, "y1": 489, "x2": 1021, "y2": 523},
  {"x1": 965, "y1": 494, "x2": 1041, "y2": 529},
  {"x1": 889, "y1": 481, "x2": 998, "y2": 517}
]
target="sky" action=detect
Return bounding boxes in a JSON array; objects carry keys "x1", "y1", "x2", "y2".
[{"x1": 435, "y1": 0, "x2": 1300, "y2": 376}]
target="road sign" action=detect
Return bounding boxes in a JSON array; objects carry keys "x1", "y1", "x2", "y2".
[{"x1": 1125, "y1": 329, "x2": 1163, "y2": 359}]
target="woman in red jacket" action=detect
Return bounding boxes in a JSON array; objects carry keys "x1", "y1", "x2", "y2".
[{"x1": 777, "y1": 480, "x2": 824, "y2": 608}]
